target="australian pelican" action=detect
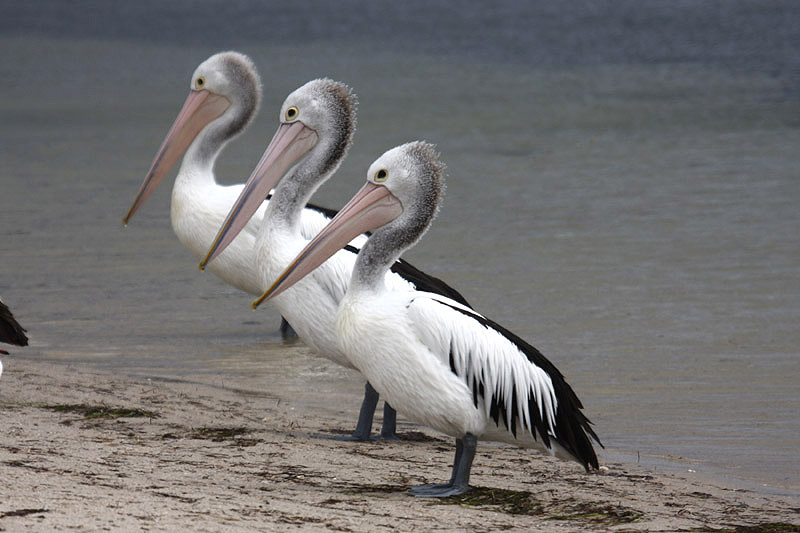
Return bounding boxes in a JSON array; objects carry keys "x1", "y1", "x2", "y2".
[{"x1": 256, "y1": 142, "x2": 601, "y2": 496}]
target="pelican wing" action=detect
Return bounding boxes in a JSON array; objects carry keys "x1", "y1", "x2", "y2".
[
  {"x1": 389, "y1": 259, "x2": 471, "y2": 307},
  {"x1": 0, "y1": 300, "x2": 28, "y2": 347},
  {"x1": 407, "y1": 294, "x2": 600, "y2": 469},
  {"x1": 301, "y1": 200, "x2": 339, "y2": 221}
]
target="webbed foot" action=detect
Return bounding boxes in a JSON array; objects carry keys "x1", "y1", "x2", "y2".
[{"x1": 408, "y1": 483, "x2": 473, "y2": 498}]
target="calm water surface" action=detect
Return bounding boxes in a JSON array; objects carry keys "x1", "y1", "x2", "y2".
[{"x1": 1, "y1": 2, "x2": 798, "y2": 494}]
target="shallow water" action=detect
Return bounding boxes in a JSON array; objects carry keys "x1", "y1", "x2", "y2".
[{"x1": 1, "y1": 2, "x2": 798, "y2": 494}]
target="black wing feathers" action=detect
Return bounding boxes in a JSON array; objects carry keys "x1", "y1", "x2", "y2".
[
  {"x1": 389, "y1": 258, "x2": 471, "y2": 307},
  {"x1": 439, "y1": 300, "x2": 601, "y2": 471},
  {"x1": 268, "y1": 193, "x2": 340, "y2": 221},
  {"x1": 0, "y1": 300, "x2": 28, "y2": 347},
  {"x1": 302, "y1": 200, "x2": 339, "y2": 220}
]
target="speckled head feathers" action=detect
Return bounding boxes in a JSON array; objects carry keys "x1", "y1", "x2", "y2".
[
  {"x1": 280, "y1": 78, "x2": 358, "y2": 179},
  {"x1": 363, "y1": 141, "x2": 446, "y2": 256},
  {"x1": 191, "y1": 51, "x2": 262, "y2": 138}
]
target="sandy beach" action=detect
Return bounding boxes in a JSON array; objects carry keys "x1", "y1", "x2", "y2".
[{"x1": 1, "y1": 358, "x2": 797, "y2": 532}]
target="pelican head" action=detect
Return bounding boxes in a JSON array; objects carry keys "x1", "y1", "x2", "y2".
[
  {"x1": 123, "y1": 51, "x2": 262, "y2": 224},
  {"x1": 276, "y1": 78, "x2": 357, "y2": 179},
  {"x1": 200, "y1": 78, "x2": 357, "y2": 269},
  {"x1": 254, "y1": 141, "x2": 445, "y2": 306}
]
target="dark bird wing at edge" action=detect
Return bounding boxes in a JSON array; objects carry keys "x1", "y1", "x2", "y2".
[{"x1": 0, "y1": 299, "x2": 28, "y2": 347}]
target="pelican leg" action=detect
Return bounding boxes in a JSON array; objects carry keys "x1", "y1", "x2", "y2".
[
  {"x1": 279, "y1": 317, "x2": 297, "y2": 338},
  {"x1": 409, "y1": 437, "x2": 463, "y2": 494},
  {"x1": 379, "y1": 402, "x2": 399, "y2": 440},
  {"x1": 313, "y1": 382, "x2": 378, "y2": 441},
  {"x1": 409, "y1": 434, "x2": 476, "y2": 497},
  {"x1": 348, "y1": 381, "x2": 380, "y2": 440}
]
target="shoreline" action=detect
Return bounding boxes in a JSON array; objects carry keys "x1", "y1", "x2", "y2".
[{"x1": 1, "y1": 357, "x2": 798, "y2": 532}]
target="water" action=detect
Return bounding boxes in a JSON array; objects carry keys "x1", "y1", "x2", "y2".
[{"x1": 1, "y1": 1, "x2": 798, "y2": 494}]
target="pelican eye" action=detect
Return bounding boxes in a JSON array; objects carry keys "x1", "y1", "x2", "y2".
[
  {"x1": 195, "y1": 76, "x2": 206, "y2": 89},
  {"x1": 285, "y1": 106, "x2": 299, "y2": 121},
  {"x1": 374, "y1": 169, "x2": 388, "y2": 182}
]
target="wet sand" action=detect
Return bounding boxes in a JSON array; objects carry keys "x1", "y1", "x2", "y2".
[{"x1": 1, "y1": 358, "x2": 797, "y2": 532}]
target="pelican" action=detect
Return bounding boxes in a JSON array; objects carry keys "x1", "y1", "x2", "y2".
[
  {"x1": 200, "y1": 80, "x2": 471, "y2": 441},
  {"x1": 123, "y1": 51, "x2": 336, "y2": 335},
  {"x1": 256, "y1": 142, "x2": 601, "y2": 497},
  {"x1": 1, "y1": 298, "x2": 28, "y2": 380}
]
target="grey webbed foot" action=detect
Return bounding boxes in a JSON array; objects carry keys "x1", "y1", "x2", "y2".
[
  {"x1": 408, "y1": 483, "x2": 473, "y2": 498},
  {"x1": 408, "y1": 433, "x2": 477, "y2": 498}
]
